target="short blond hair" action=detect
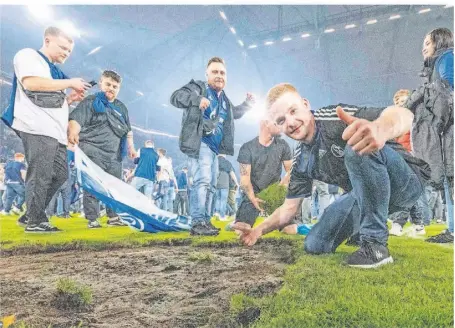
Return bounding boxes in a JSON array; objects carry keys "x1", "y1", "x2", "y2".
[
  {"x1": 265, "y1": 83, "x2": 299, "y2": 111},
  {"x1": 44, "y1": 26, "x2": 73, "y2": 43}
]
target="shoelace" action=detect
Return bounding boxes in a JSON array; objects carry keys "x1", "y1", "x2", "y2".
[
  {"x1": 357, "y1": 242, "x2": 376, "y2": 259},
  {"x1": 40, "y1": 222, "x2": 53, "y2": 229}
]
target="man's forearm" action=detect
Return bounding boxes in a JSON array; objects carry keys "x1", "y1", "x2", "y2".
[
  {"x1": 240, "y1": 179, "x2": 256, "y2": 202},
  {"x1": 68, "y1": 120, "x2": 81, "y2": 135},
  {"x1": 22, "y1": 76, "x2": 71, "y2": 92},
  {"x1": 127, "y1": 131, "x2": 134, "y2": 149},
  {"x1": 375, "y1": 106, "x2": 414, "y2": 141}
]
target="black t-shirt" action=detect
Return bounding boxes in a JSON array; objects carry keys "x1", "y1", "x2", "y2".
[
  {"x1": 287, "y1": 104, "x2": 431, "y2": 199},
  {"x1": 217, "y1": 156, "x2": 234, "y2": 189},
  {"x1": 69, "y1": 95, "x2": 132, "y2": 162},
  {"x1": 237, "y1": 136, "x2": 292, "y2": 194}
]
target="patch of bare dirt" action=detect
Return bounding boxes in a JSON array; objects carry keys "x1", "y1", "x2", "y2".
[{"x1": 0, "y1": 242, "x2": 296, "y2": 327}]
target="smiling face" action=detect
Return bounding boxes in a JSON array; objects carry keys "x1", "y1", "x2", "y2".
[
  {"x1": 268, "y1": 92, "x2": 315, "y2": 142},
  {"x1": 206, "y1": 61, "x2": 226, "y2": 92}
]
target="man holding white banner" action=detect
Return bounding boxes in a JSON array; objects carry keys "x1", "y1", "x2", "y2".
[{"x1": 68, "y1": 70, "x2": 136, "y2": 228}]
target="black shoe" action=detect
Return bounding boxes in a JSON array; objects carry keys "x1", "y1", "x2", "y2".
[
  {"x1": 426, "y1": 230, "x2": 454, "y2": 243},
  {"x1": 345, "y1": 241, "x2": 393, "y2": 268},
  {"x1": 190, "y1": 222, "x2": 219, "y2": 236},
  {"x1": 17, "y1": 214, "x2": 29, "y2": 227},
  {"x1": 25, "y1": 222, "x2": 62, "y2": 233}
]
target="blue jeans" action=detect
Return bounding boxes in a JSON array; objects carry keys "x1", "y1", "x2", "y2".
[
  {"x1": 188, "y1": 143, "x2": 218, "y2": 224},
  {"x1": 131, "y1": 177, "x2": 155, "y2": 200},
  {"x1": 167, "y1": 188, "x2": 176, "y2": 212},
  {"x1": 3, "y1": 183, "x2": 25, "y2": 212},
  {"x1": 216, "y1": 188, "x2": 229, "y2": 217},
  {"x1": 444, "y1": 178, "x2": 453, "y2": 233},
  {"x1": 304, "y1": 145, "x2": 423, "y2": 254},
  {"x1": 156, "y1": 180, "x2": 169, "y2": 210}
]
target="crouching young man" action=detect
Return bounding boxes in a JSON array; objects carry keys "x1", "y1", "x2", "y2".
[{"x1": 235, "y1": 83, "x2": 430, "y2": 268}]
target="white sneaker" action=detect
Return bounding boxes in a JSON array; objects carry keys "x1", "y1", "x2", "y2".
[
  {"x1": 219, "y1": 216, "x2": 231, "y2": 222},
  {"x1": 389, "y1": 222, "x2": 403, "y2": 236},
  {"x1": 415, "y1": 225, "x2": 426, "y2": 236},
  {"x1": 402, "y1": 224, "x2": 426, "y2": 238},
  {"x1": 0, "y1": 210, "x2": 11, "y2": 216},
  {"x1": 11, "y1": 207, "x2": 21, "y2": 215}
]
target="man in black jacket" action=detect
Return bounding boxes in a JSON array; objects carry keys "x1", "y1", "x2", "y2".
[
  {"x1": 170, "y1": 57, "x2": 255, "y2": 236},
  {"x1": 235, "y1": 83, "x2": 430, "y2": 268}
]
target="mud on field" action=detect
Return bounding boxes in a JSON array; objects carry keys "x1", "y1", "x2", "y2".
[{"x1": 0, "y1": 241, "x2": 297, "y2": 328}]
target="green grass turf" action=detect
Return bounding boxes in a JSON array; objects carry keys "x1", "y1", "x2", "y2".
[
  {"x1": 0, "y1": 214, "x2": 297, "y2": 252},
  {"x1": 230, "y1": 224, "x2": 454, "y2": 328},
  {"x1": 1, "y1": 214, "x2": 453, "y2": 327}
]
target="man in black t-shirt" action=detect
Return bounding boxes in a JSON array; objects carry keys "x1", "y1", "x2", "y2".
[
  {"x1": 231, "y1": 118, "x2": 292, "y2": 229},
  {"x1": 68, "y1": 70, "x2": 137, "y2": 228},
  {"x1": 235, "y1": 83, "x2": 430, "y2": 268}
]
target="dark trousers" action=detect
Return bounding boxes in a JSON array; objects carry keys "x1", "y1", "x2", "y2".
[
  {"x1": 19, "y1": 131, "x2": 68, "y2": 225},
  {"x1": 174, "y1": 190, "x2": 189, "y2": 215},
  {"x1": 47, "y1": 176, "x2": 72, "y2": 216},
  {"x1": 83, "y1": 157, "x2": 122, "y2": 221}
]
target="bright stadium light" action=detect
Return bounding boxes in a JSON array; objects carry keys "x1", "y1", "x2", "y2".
[
  {"x1": 366, "y1": 19, "x2": 378, "y2": 25},
  {"x1": 345, "y1": 24, "x2": 356, "y2": 29},
  {"x1": 301, "y1": 33, "x2": 311, "y2": 38},
  {"x1": 28, "y1": 5, "x2": 53, "y2": 22},
  {"x1": 324, "y1": 28, "x2": 335, "y2": 33},
  {"x1": 136, "y1": 91, "x2": 144, "y2": 96},
  {"x1": 248, "y1": 44, "x2": 258, "y2": 49},
  {"x1": 418, "y1": 8, "x2": 431, "y2": 14},
  {"x1": 229, "y1": 27, "x2": 236, "y2": 35},
  {"x1": 238, "y1": 40, "x2": 244, "y2": 47},
  {"x1": 87, "y1": 46, "x2": 102, "y2": 56},
  {"x1": 389, "y1": 14, "x2": 401, "y2": 20},
  {"x1": 162, "y1": 104, "x2": 169, "y2": 107},
  {"x1": 0, "y1": 78, "x2": 12, "y2": 86},
  {"x1": 55, "y1": 20, "x2": 81, "y2": 38},
  {"x1": 282, "y1": 37, "x2": 292, "y2": 42},
  {"x1": 264, "y1": 41, "x2": 274, "y2": 45},
  {"x1": 219, "y1": 11, "x2": 227, "y2": 20}
]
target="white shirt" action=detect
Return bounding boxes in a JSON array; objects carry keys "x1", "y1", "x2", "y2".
[
  {"x1": 11, "y1": 48, "x2": 69, "y2": 145},
  {"x1": 157, "y1": 157, "x2": 175, "y2": 182}
]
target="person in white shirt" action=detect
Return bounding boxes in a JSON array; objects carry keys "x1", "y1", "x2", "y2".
[
  {"x1": 156, "y1": 148, "x2": 173, "y2": 210},
  {"x1": 1, "y1": 26, "x2": 91, "y2": 232}
]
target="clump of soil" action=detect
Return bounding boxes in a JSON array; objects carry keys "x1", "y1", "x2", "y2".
[{"x1": 0, "y1": 241, "x2": 296, "y2": 328}]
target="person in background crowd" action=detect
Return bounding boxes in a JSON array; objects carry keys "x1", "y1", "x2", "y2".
[
  {"x1": 166, "y1": 157, "x2": 178, "y2": 212},
  {"x1": 214, "y1": 154, "x2": 239, "y2": 221},
  {"x1": 170, "y1": 56, "x2": 255, "y2": 236},
  {"x1": 68, "y1": 70, "x2": 136, "y2": 228},
  {"x1": 131, "y1": 140, "x2": 159, "y2": 200},
  {"x1": 404, "y1": 28, "x2": 454, "y2": 243},
  {"x1": 1, "y1": 26, "x2": 89, "y2": 232},
  {"x1": 155, "y1": 148, "x2": 171, "y2": 210},
  {"x1": 1, "y1": 153, "x2": 26, "y2": 215},
  {"x1": 174, "y1": 167, "x2": 189, "y2": 216},
  {"x1": 301, "y1": 181, "x2": 330, "y2": 224},
  {"x1": 389, "y1": 89, "x2": 430, "y2": 237}
]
